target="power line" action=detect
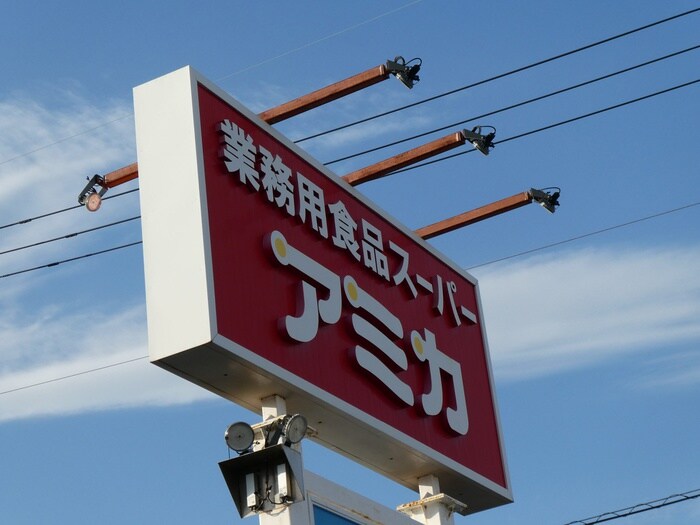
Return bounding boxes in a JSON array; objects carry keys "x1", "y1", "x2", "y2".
[
  {"x1": 390, "y1": 76, "x2": 700, "y2": 175},
  {"x1": 3, "y1": 200, "x2": 698, "y2": 282},
  {"x1": 4, "y1": 44, "x2": 693, "y2": 240},
  {"x1": 0, "y1": 216, "x2": 140, "y2": 256},
  {"x1": 3, "y1": 47, "x2": 695, "y2": 249},
  {"x1": 467, "y1": 200, "x2": 700, "y2": 270},
  {"x1": 2, "y1": 75, "x2": 696, "y2": 278},
  {"x1": 0, "y1": 1, "x2": 424, "y2": 171},
  {"x1": 324, "y1": 43, "x2": 700, "y2": 166},
  {"x1": 0, "y1": 187, "x2": 139, "y2": 232},
  {"x1": 3, "y1": 7, "x2": 696, "y2": 171},
  {"x1": 0, "y1": 11, "x2": 694, "y2": 233},
  {"x1": 0, "y1": 240, "x2": 142, "y2": 280},
  {"x1": 0, "y1": 356, "x2": 148, "y2": 397},
  {"x1": 497, "y1": 79, "x2": 700, "y2": 146},
  {"x1": 0, "y1": 114, "x2": 133, "y2": 170},
  {"x1": 295, "y1": 7, "x2": 700, "y2": 144},
  {"x1": 216, "y1": 0, "x2": 424, "y2": 81},
  {"x1": 1, "y1": 201, "x2": 698, "y2": 392},
  {"x1": 5, "y1": 62, "x2": 691, "y2": 244},
  {"x1": 563, "y1": 488, "x2": 700, "y2": 524}
]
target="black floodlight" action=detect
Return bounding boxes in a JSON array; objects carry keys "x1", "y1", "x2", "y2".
[
  {"x1": 530, "y1": 187, "x2": 561, "y2": 214},
  {"x1": 225, "y1": 421, "x2": 255, "y2": 454},
  {"x1": 386, "y1": 56, "x2": 422, "y2": 89},
  {"x1": 462, "y1": 126, "x2": 496, "y2": 155}
]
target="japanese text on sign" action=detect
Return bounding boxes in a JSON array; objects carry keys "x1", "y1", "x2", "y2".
[{"x1": 219, "y1": 119, "x2": 479, "y2": 434}]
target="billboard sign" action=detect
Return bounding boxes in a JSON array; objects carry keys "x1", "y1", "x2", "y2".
[{"x1": 135, "y1": 66, "x2": 511, "y2": 514}]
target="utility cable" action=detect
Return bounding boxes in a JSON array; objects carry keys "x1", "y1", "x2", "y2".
[
  {"x1": 2, "y1": 76, "x2": 697, "y2": 277},
  {"x1": 2, "y1": 7, "x2": 697, "y2": 170},
  {"x1": 0, "y1": 240, "x2": 142, "y2": 280},
  {"x1": 295, "y1": 7, "x2": 700, "y2": 144},
  {"x1": 467, "y1": 200, "x2": 700, "y2": 270},
  {"x1": 0, "y1": 216, "x2": 140, "y2": 256},
  {"x1": 3, "y1": 63, "x2": 686, "y2": 237},
  {"x1": 0, "y1": 1, "x2": 424, "y2": 171},
  {"x1": 3, "y1": 46, "x2": 695, "y2": 239},
  {"x1": 216, "y1": 0, "x2": 424, "y2": 81},
  {"x1": 0, "y1": 187, "x2": 139, "y2": 232},
  {"x1": 391, "y1": 76, "x2": 700, "y2": 175},
  {"x1": 3, "y1": 199, "x2": 698, "y2": 281},
  {"x1": 324, "y1": 43, "x2": 700, "y2": 165},
  {"x1": 0, "y1": 356, "x2": 148, "y2": 397},
  {"x1": 0, "y1": 114, "x2": 133, "y2": 170},
  {"x1": 1, "y1": 201, "x2": 698, "y2": 393},
  {"x1": 563, "y1": 488, "x2": 700, "y2": 524}
]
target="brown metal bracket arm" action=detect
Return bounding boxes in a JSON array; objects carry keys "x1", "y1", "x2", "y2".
[
  {"x1": 78, "y1": 56, "x2": 421, "y2": 211},
  {"x1": 415, "y1": 187, "x2": 560, "y2": 240}
]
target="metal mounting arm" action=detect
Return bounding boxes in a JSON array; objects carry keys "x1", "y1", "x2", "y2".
[
  {"x1": 79, "y1": 56, "x2": 421, "y2": 210},
  {"x1": 342, "y1": 126, "x2": 496, "y2": 186},
  {"x1": 415, "y1": 187, "x2": 560, "y2": 240}
]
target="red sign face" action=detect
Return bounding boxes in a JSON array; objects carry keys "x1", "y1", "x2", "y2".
[{"x1": 195, "y1": 83, "x2": 507, "y2": 491}]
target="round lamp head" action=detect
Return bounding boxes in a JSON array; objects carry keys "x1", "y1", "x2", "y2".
[
  {"x1": 283, "y1": 414, "x2": 308, "y2": 445},
  {"x1": 225, "y1": 422, "x2": 255, "y2": 453},
  {"x1": 85, "y1": 192, "x2": 102, "y2": 212}
]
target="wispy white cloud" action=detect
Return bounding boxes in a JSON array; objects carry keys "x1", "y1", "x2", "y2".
[
  {"x1": 4, "y1": 92, "x2": 697, "y2": 425},
  {"x1": 0, "y1": 304, "x2": 213, "y2": 423},
  {"x1": 0, "y1": 92, "x2": 139, "y2": 286},
  {"x1": 473, "y1": 246, "x2": 700, "y2": 382},
  {"x1": 0, "y1": 93, "x2": 211, "y2": 423},
  {"x1": 635, "y1": 349, "x2": 700, "y2": 390},
  {"x1": 0, "y1": 93, "x2": 135, "y2": 205}
]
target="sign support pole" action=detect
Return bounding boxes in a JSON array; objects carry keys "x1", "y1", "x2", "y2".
[
  {"x1": 258, "y1": 395, "x2": 312, "y2": 525},
  {"x1": 397, "y1": 474, "x2": 469, "y2": 525}
]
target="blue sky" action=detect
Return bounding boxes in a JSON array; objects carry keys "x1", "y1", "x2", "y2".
[{"x1": 1, "y1": 1, "x2": 699, "y2": 523}]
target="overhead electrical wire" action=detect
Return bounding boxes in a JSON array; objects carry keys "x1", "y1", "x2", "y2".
[
  {"x1": 0, "y1": 187, "x2": 138, "y2": 232},
  {"x1": 0, "y1": 240, "x2": 142, "y2": 280},
  {"x1": 294, "y1": 6, "x2": 700, "y2": 144},
  {"x1": 0, "y1": 13, "x2": 696, "y2": 517},
  {"x1": 0, "y1": 0, "x2": 424, "y2": 172},
  {"x1": 2, "y1": 76, "x2": 697, "y2": 278},
  {"x1": 2, "y1": 199, "x2": 698, "y2": 281},
  {"x1": 1, "y1": 200, "x2": 698, "y2": 392},
  {"x1": 467, "y1": 200, "x2": 700, "y2": 270},
  {"x1": 391, "y1": 76, "x2": 700, "y2": 175},
  {"x1": 323, "y1": 43, "x2": 700, "y2": 166},
  {"x1": 0, "y1": 356, "x2": 148, "y2": 397},
  {"x1": 1, "y1": 7, "x2": 697, "y2": 174},
  {"x1": 0, "y1": 216, "x2": 140, "y2": 256},
  {"x1": 215, "y1": 0, "x2": 424, "y2": 81},
  {"x1": 6, "y1": 56, "x2": 699, "y2": 235},
  {"x1": 562, "y1": 488, "x2": 700, "y2": 524},
  {"x1": 0, "y1": 114, "x2": 133, "y2": 170}
]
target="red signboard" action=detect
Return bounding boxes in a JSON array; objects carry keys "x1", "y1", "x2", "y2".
[{"x1": 136, "y1": 67, "x2": 511, "y2": 514}]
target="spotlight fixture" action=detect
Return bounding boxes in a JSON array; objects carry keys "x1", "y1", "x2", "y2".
[
  {"x1": 282, "y1": 414, "x2": 308, "y2": 445},
  {"x1": 529, "y1": 187, "x2": 561, "y2": 214},
  {"x1": 78, "y1": 174, "x2": 108, "y2": 211},
  {"x1": 225, "y1": 421, "x2": 255, "y2": 454},
  {"x1": 264, "y1": 414, "x2": 309, "y2": 448},
  {"x1": 462, "y1": 126, "x2": 496, "y2": 155},
  {"x1": 385, "y1": 56, "x2": 422, "y2": 89}
]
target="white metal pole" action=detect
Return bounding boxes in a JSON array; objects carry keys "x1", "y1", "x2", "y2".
[{"x1": 258, "y1": 395, "x2": 312, "y2": 525}]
